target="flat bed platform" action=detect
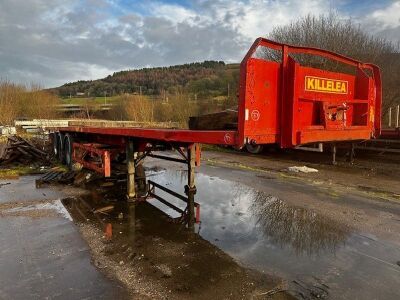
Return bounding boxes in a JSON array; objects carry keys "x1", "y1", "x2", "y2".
[{"x1": 58, "y1": 126, "x2": 238, "y2": 146}]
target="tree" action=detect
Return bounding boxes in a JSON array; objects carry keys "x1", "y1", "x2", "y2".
[
  {"x1": 0, "y1": 81, "x2": 59, "y2": 125},
  {"x1": 266, "y1": 13, "x2": 400, "y2": 116}
]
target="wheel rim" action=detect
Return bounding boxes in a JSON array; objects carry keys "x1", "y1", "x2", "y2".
[{"x1": 246, "y1": 144, "x2": 263, "y2": 154}]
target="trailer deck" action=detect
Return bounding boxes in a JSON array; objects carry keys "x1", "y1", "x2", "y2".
[{"x1": 58, "y1": 126, "x2": 238, "y2": 146}]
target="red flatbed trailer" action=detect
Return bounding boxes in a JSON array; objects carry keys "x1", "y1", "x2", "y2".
[{"x1": 52, "y1": 38, "x2": 382, "y2": 229}]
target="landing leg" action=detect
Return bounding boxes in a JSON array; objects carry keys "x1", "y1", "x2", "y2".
[
  {"x1": 127, "y1": 139, "x2": 136, "y2": 200},
  {"x1": 332, "y1": 143, "x2": 337, "y2": 165},
  {"x1": 185, "y1": 144, "x2": 197, "y2": 231}
]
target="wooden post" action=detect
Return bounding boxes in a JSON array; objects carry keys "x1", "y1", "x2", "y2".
[
  {"x1": 185, "y1": 143, "x2": 196, "y2": 231},
  {"x1": 127, "y1": 138, "x2": 135, "y2": 200}
]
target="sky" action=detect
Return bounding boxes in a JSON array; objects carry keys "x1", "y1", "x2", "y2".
[{"x1": 0, "y1": 0, "x2": 399, "y2": 88}]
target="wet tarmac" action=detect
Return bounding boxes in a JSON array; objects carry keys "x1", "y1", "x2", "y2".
[
  {"x1": 2, "y1": 160, "x2": 400, "y2": 299},
  {"x1": 0, "y1": 176, "x2": 128, "y2": 300},
  {"x1": 144, "y1": 161, "x2": 400, "y2": 299},
  {"x1": 0, "y1": 176, "x2": 69, "y2": 203}
]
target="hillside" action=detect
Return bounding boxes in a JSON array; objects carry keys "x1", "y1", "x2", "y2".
[{"x1": 52, "y1": 61, "x2": 240, "y2": 100}]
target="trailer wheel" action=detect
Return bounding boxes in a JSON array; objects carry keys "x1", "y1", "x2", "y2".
[
  {"x1": 63, "y1": 134, "x2": 74, "y2": 169},
  {"x1": 246, "y1": 144, "x2": 264, "y2": 154},
  {"x1": 51, "y1": 133, "x2": 58, "y2": 157},
  {"x1": 56, "y1": 133, "x2": 65, "y2": 164}
]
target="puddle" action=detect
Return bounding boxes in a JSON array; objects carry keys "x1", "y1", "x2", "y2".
[
  {"x1": 144, "y1": 167, "x2": 400, "y2": 300},
  {"x1": 146, "y1": 169, "x2": 350, "y2": 255},
  {"x1": 249, "y1": 193, "x2": 349, "y2": 256}
]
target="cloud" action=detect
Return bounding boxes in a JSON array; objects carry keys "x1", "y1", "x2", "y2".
[
  {"x1": 362, "y1": 1, "x2": 400, "y2": 41},
  {"x1": 0, "y1": 0, "x2": 398, "y2": 88},
  {"x1": 150, "y1": 3, "x2": 197, "y2": 24},
  {"x1": 195, "y1": 0, "x2": 330, "y2": 38}
]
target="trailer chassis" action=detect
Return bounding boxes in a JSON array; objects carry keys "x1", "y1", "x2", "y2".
[{"x1": 53, "y1": 132, "x2": 201, "y2": 230}]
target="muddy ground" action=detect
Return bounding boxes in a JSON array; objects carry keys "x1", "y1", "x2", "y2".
[
  {"x1": 64, "y1": 200, "x2": 287, "y2": 299},
  {"x1": 1, "y1": 146, "x2": 400, "y2": 299}
]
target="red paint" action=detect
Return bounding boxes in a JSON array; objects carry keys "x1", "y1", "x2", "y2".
[
  {"x1": 72, "y1": 143, "x2": 119, "y2": 177},
  {"x1": 238, "y1": 38, "x2": 381, "y2": 148},
  {"x1": 59, "y1": 127, "x2": 238, "y2": 146},
  {"x1": 195, "y1": 144, "x2": 201, "y2": 167}
]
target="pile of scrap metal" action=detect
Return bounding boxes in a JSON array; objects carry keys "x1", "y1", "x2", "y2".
[{"x1": 0, "y1": 135, "x2": 50, "y2": 165}]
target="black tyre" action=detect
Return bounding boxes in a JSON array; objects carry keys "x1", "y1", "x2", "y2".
[
  {"x1": 56, "y1": 133, "x2": 65, "y2": 164},
  {"x1": 63, "y1": 134, "x2": 74, "y2": 169},
  {"x1": 245, "y1": 143, "x2": 264, "y2": 154}
]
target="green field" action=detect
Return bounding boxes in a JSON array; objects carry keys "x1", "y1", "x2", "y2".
[{"x1": 60, "y1": 96, "x2": 120, "y2": 105}]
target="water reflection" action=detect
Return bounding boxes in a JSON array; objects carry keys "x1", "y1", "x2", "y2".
[
  {"x1": 147, "y1": 169, "x2": 351, "y2": 256},
  {"x1": 248, "y1": 190, "x2": 350, "y2": 255}
]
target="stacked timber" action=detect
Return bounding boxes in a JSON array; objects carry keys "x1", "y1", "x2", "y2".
[
  {"x1": 188, "y1": 108, "x2": 238, "y2": 130},
  {"x1": 68, "y1": 119, "x2": 179, "y2": 128},
  {"x1": 15, "y1": 119, "x2": 70, "y2": 133},
  {"x1": 0, "y1": 135, "x2": 49, "y2": 165}
]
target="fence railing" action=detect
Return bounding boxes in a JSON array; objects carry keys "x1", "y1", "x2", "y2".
[{"x1": 388, "y1": 105, "x2": 400, "y2": 128}]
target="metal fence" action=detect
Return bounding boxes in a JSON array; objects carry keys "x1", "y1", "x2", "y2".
[{"x1": 388, "y1": 105, "x2": 400, "y2": 128}]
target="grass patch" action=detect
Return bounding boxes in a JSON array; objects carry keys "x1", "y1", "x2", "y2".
[
  {"x1": 0, "y1": 166, "x2": 39, "y2": 179},
  {"x1": 60, "y1": 96, "x2": 120, "y2": 105},
  {"x1": 0, "y1": 164, "x2": 67, "y2": 179}
]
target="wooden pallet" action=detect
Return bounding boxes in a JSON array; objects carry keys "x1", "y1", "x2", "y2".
[{"x1": 35, "y1": 170, "x2": 76, "y2": 188}]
